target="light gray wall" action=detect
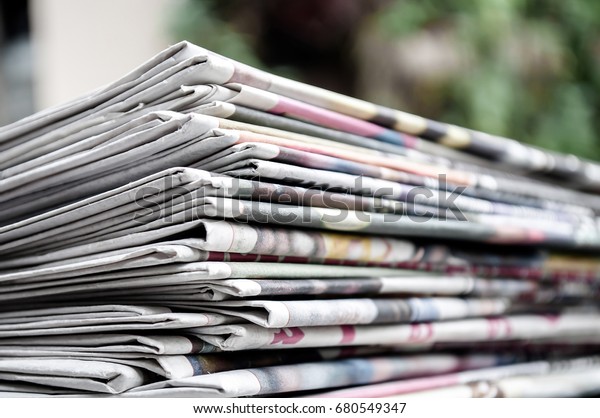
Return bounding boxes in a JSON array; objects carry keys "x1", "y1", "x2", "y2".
[{"x1": 30, "y1": 0, "x2": 182, "y2": 110}]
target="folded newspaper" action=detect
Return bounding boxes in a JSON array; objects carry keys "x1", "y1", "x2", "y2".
[{"x1": 0, "y1": 41, "x2": 599, "y2": 397}]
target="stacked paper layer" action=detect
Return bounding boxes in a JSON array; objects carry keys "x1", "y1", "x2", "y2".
[{"x1": 0, "y1": 41, "x2": 599, "y2": 398}]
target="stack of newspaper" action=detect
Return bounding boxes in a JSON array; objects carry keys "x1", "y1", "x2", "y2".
[{"x1": 0, "y1": 41, "x2": 599, "y2": 398}]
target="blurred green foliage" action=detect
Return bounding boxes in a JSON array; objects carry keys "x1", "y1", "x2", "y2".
[
  {"x1": 171, "y1": 0, "x2": 263, "y2": 69},
  {"x1": 372, "y1": 0, "x2": 600, "y2": 160},
  {"x1": 172, "y1": 0, "x2": 600, "y2": 160}
]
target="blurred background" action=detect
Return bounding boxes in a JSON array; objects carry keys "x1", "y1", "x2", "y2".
[{"x1": 1, "y1": 0, "x2": 599, "y2": 159}]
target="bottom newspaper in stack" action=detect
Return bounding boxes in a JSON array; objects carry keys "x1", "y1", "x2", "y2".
[{"x1": 0, "y1": 168, "x2": 599, "y2": 397}]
